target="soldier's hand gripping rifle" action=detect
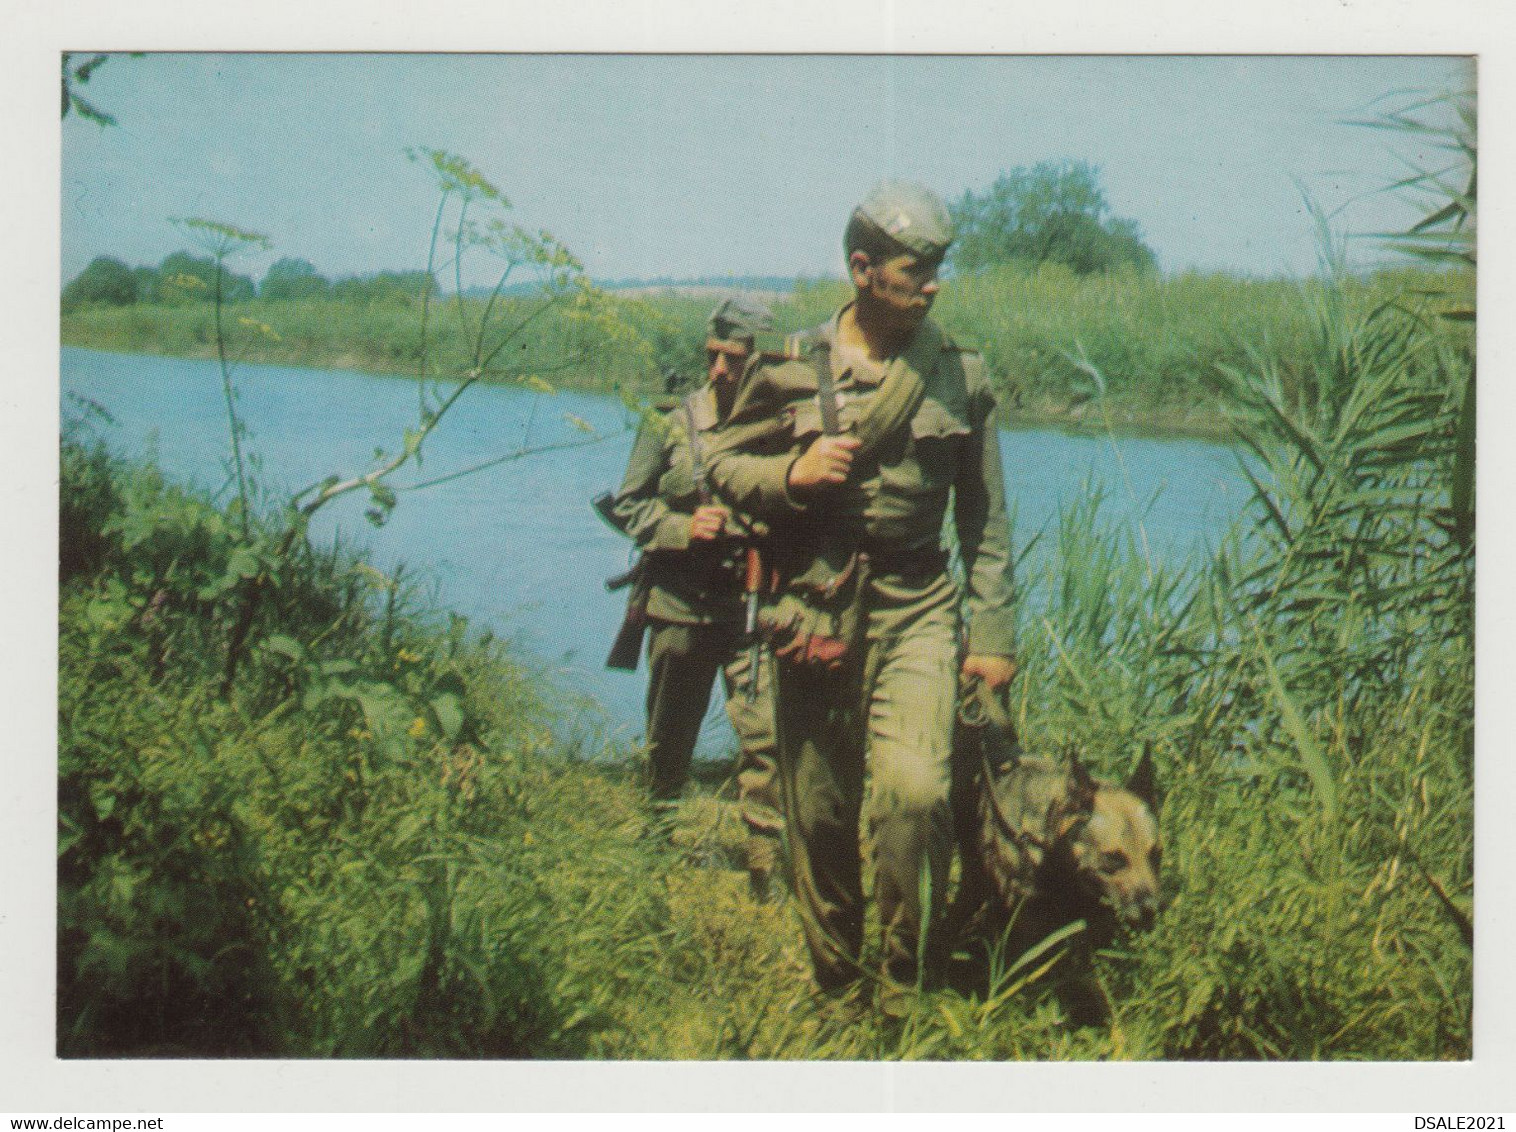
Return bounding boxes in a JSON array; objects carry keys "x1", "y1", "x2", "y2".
[
  {"x1": 595, "y1": 371, "x2": 701, "y2": 673},
  {"x1": 592, "y1": 490, "x2": 651, "y2": 672},
  {"x1": 685, "y1": 396, "x2": 768, "y2": 704}
]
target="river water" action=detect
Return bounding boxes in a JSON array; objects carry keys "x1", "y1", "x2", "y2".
[{"x1": 61, "y1": 347, "x2": 1250, "y2": 755}]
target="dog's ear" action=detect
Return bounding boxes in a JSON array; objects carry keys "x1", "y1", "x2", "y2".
[
  {"x1": 1067, "y1": 745, "x2": 1097, "y2": 813},
  {"x1": 1127, "y1": 743, "x2": 1161, "y2": 815}
]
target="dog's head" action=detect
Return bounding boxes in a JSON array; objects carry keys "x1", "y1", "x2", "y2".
[{"x1": 1059, "y1": 747, "x2": 1162, "y2": 934}]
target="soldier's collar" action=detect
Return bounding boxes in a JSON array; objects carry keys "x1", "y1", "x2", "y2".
[
  {"x1": 828, "y1": 303, "x2": 942, "y2": 388},
  {"x1": 832, "y1": 341, "x2": 884, "y2": 388}
]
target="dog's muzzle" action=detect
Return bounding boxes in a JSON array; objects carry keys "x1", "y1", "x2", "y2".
[{"x1": 1114, "y1": 892, "x2": 1159, "y2": 932}]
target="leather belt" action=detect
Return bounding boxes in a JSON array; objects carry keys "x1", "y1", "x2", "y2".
[{"x1": 862, "y1": 546, "x2": 950, "y2": 577}]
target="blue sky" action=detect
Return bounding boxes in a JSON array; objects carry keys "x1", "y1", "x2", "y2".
[{"x1": 61, "y1": 54, "x2": 1471, "y2": 288}]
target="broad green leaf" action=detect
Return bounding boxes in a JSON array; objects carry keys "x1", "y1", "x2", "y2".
[
  {"x1": 429, "y1": 692, "x2": 465, "y2": 743},
  {"x1": 261, "y1": 634, "x2": 305, "y2": 663},
  {"x1": 226, "y1": 546, "x2": 261, "y2": 579}
]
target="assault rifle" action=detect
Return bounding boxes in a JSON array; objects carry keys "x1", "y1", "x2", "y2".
[
  {"x1": 592, "y1": 490, "x2": 651, "y2": 672},
  {"x1": 683, "y1": 396, "x2": 767, "y2": 704}
]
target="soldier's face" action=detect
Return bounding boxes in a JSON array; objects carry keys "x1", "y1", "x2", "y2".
[
  {"x1": 854, "y1": 250, "x2": 942, "y2": 329},
  {"x1": 705, "y1": 338, "x2": 751, "y2": 388}
]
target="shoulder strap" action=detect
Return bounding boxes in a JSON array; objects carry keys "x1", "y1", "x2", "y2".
[
  {"x1": 812, "y1": 349, "x2": 841, "y2": 436},
  {"x1": 681, "y1": 391, "x2": 711, "y2": 503},
  {"x1": 780, "y1": 328, "x2": 840, "y2": 434},
  {"x1": 817, "y1": 326, "x2": 932, "y2": 461}
]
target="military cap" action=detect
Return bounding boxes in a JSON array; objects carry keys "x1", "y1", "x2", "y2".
[
  {"x1": 850, "y1": 180, "x2": 955, "y2": 259},
  {"x1": 707, "y1": 294, "x2": 775, "y2": 344}
]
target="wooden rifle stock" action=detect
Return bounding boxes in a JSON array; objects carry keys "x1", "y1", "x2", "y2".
[
  {"x1": 605, "y1": 598, "x2": 648, "y2": 671},
  {"x1": 590, "y1": 490, "x2": 628, "y2": 535},
  {"x1": 593, "y1": 491, "x2": 648, "y2": 669},
  {"x1": 742, "y1": 546, "x2": 763, "y2": 702}
]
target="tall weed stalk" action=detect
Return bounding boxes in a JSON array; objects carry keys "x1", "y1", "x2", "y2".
[{"x1": 190, "y1": 150, "x2": 649, "y2": 693}]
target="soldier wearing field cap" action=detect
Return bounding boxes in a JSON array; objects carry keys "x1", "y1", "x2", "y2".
[
  {"x1": 707, "y1": 182, "x2": 1017, "y2": 1010},
  {"x1": 610, "y1": 295, "x2": 785, "y2": 896}
]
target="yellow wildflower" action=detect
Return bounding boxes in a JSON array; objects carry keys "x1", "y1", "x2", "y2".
[{"x1": 237, "y1": 316, "x2": 282, "y2": 341}]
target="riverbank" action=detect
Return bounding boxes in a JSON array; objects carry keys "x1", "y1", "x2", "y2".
[
  {"x1": 58, "y1": 335, "x2": 1237, "y2": 443},
  {"x1": 61, "y1": 265, "x2": 1472, "y2": 442},
  {"x1": 59, "y1": 291, "x2": 703, "y2": 402},
  {"x1": 59, "y1": 366, "x2": 1472, "y2": 1057},
  {"x1": 61, "y1": 344, "x2": 1263, "y2": 755},
  {"x1": 61, "y1": 320, "x2": 1234, "y2": 441}
]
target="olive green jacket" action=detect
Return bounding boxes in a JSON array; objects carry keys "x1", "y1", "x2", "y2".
[
  {"x1": 611, "y1": 386, "x2": 746, "y2": 626},
  {"x1": 706, "y1": 310, "x2": 1017, "y2": 658}
]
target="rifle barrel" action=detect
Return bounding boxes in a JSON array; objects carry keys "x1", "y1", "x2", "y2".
[{"x1": 605, "y1": 565, "x2": 640, "y2": 593}]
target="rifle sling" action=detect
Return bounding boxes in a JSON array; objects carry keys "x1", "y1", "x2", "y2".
[
  {"x1": 814, "y1": 351, "x2": 841, "y2": 436},
  {"x1": 826, "y1": 345, "x2": 928, "y2": 462},
  {"x1": 682, "y1": 393, "x2": 711, "y2": 504}
]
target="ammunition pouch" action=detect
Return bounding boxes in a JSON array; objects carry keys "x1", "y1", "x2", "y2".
[
  {"x1": 757, "y1": 543, "x2": 954, "y2": 671},
  {"x1": 758, "y1": 546, "x2": 866, "y2": 671}
]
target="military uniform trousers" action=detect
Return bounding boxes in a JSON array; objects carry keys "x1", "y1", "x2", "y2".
[
  {"x1": 643, "y1": 619, "x2": 783, "y2": 856},
  {"x1": 772, "y1": 566, "x2": 961, "y2": 992}
]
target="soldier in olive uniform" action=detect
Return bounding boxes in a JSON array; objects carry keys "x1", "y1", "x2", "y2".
[
  {"x1": 611, "y1": 296, "x2": 785, "y2": 894},
  {"x1": 706, "y1": 183, "x2": 1018, "y2": 1008}
]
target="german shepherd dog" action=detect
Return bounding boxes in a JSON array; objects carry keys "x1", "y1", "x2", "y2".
[{"x1": 946, "y1": 693, "x2": 1162, "y2": 1023}]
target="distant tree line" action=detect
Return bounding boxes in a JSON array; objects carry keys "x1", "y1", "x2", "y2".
[
  {"x1": 62, "y1": 252, "x2": 436, "y2": 312},
  {"x1": 66, "y1": 159, "x2": 1154, "y2": 313},
  {"x1": 592, "y1": 274, "x2": 801, "y2": 293}
]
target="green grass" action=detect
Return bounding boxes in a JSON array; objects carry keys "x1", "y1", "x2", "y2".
[{"x1": 60, "y1": 290, "x2": 714, "y2": 401}]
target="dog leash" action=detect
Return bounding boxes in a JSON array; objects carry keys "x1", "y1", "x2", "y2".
[
  {"x1": 976, "y1": 745, "x2": 1046, "y2": 857},
  {"x1": 976, "y1": 745, "x2": 1093, "y2": 861}
]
